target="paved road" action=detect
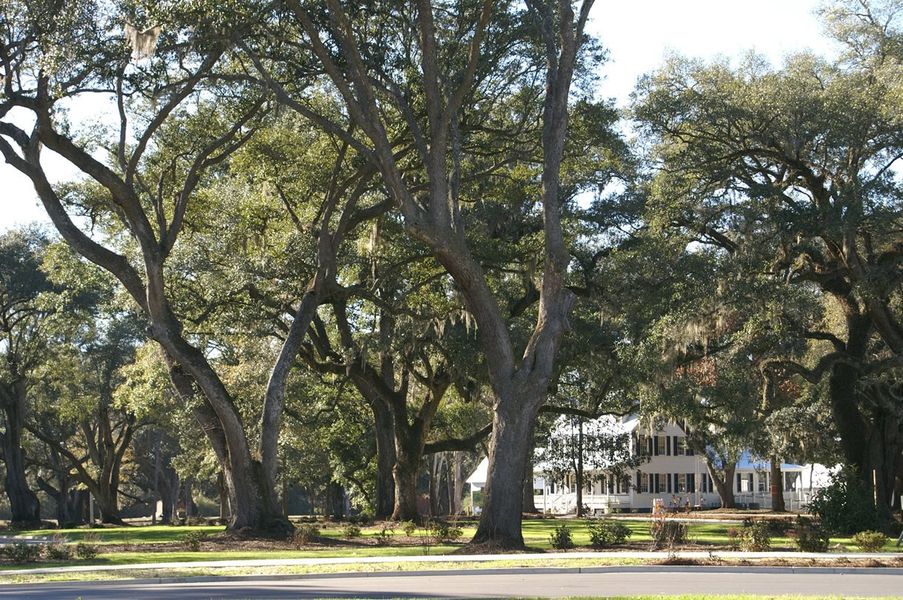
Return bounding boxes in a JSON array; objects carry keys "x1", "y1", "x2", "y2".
[{"x1": 0, "y1": 567, "x2": 900, "y2": 599}]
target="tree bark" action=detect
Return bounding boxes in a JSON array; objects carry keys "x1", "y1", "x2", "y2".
[
  {"x1": 769, "y1": 457, "x2": 785, "y2": 512},
  {"x1": 575, "y1": 420, "x2": 584, "y2": 517},
  {"x1": 0, "y1": 385, "x2": 41, "y2": 526},
  {"x1": 326, "y1": 481, "x2": 345, "y2": 520},
  {"x1": 522, "y1": 449, "x2": 538, "y2": 514},
  {"x1": 372, "y1": 402, "x2": 396, "y2": 519},
  {"x1": 708, "y1": 461, "x2": 736, "y2": 509},
  {"x1": 392, "y1": 452, "x2": 421, "y2": 522},
  {"x1": 451, "y1": 452, "x2": 465, "y2": 515},
  {"x1": 472, "y1": 403, "x2": 538, "y2": 548}
]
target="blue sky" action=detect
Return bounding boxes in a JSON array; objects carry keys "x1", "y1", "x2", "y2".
[{"x1": 1, "y1": 0, "x2": 836, "y2": 231}]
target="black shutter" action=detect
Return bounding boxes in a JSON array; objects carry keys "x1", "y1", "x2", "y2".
[
  {"x1": 667, "y1": 473, "x2": 672, "y2": 493},
  {"x1": 636, "y1": 471, "x2": 641, "y2": 491},
  {"x1": 666, "y1": 436, "x2": 672, "y2": 456},
  {"x1": 688, "y1": 473, "x2": 695, "y2": 493},
  {"x1": 653, "y1": 436, "x2": 659, "y2": 456}
]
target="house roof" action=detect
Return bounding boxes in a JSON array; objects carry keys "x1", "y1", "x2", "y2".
[
  {"x1": 466, "y1": 457, "x2": 489, "y2": 488},
  {"x1": 735, "y1": 450, "x2": 804, "y2": 472}
]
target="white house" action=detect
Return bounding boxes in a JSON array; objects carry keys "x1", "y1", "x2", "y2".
[{"x1": 466, "y1": 416, "x2": 828, "y2": 514}]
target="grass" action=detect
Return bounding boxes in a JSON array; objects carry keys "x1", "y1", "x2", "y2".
[{"x1": 1, "y1": 517, "x2": 899, "y2": 575}]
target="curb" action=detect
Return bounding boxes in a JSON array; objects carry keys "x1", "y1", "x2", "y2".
[
  {"x1": 3, "y1": 565, "x2": 903, "y2": 589},
  {"x1": 1, "y1": 549, "x2": 899, "y2": 576}
]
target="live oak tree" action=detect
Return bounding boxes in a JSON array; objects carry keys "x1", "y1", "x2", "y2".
[
  {"x1": 0, "y1": 228, "x2": 55, "y2": 526},
  {"x1": 246, "y1": 0, "x2": 601, "y2": 547},
  {"x1": 633, "y1": 0, "x2": 903, "y2": 514},
  {"x1": 0, "y1": 0, "x2": 325, "y2": 533}
]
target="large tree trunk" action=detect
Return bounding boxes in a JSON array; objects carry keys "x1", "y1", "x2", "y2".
[
  {"x1": 167, "y1": 361, "x2": 290, "y2": 534},
  {"x1": 522, "y1": 459, "x2": 537, "y2": 514},
  {"x1": 575, "y1": 420, "x2": 584, "y2": 517},
  {"x1": 372, "y1": 402, "x2": 396, "y2": 519},
  {"x1": 866, "y1": 400, "x2": 901, "y2": 521},
  {"x1": 769, "y1": 457, "x2": 785, "y2": 513},
  {"x1": 472, "y1": 403, "x2": 538, "y2": 548},
  {"x1": 708, "y1": 461, "x2": 736, "y2": 509},
  {"x1": 95, "y1": 486, "x2": 124, "y2": 525},
  {"x1": 1, "y1": 385, "x2": 41, "y2": 527},
  {"x1": 391, "y1": 448, "x2": 421, "y2": 522},
  {"x1": 159, "y1": 469, "x2": 180, "y2": 525},
  {"x1": 325, "y1": 481, "x2": 345, "y2": 520},
  {"x1": 826, "y1": 311, "x2": 900, "y2": 518},
  {"x1": 452, "y1": 452, "x2": 465, "y2": 515}
]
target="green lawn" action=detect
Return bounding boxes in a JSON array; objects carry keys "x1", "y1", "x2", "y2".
[{"x1": 5, "y1": 518, "x2": 901, "y2": 564}]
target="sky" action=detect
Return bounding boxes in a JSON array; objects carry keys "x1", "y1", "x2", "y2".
[{"x1": 0, "y1": 0, "x2": 837, "y2": 232}]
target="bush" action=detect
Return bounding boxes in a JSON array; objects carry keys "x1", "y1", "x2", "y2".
[
  {"x1": 766, "y1": 519, "x2": 793, "y2": 536},
  {"x1": 43, "y1": 536, "x2": 71, "y2": 561},
  {"x1": 726, "y1": 527, "x2": 742, "y2": 551},
  {"x1": 429, "y1": 520, "x2": 463, "y2": 542},
  {"x1": 74, "y1": 542, "x2": 98, "y2": 560},
  {"x1": 348, "y1": 513, "x2": 373, "y2": 526},
  {"x1": 793, "y1": 517, "x2": 830, "y2": 552},
  {"x1": 809, "y1": 467, "x2": 880, "y2": 535},
  {"x1": 292, "y1": 524, "x2": 320, "y2": 547},
  {"x1": 737, "y1": 519, "x2": 771, "y2": 552},
  {"x1": 400, "y1": 521, "x2": 417, "y2": 537},
  {"x1": 374, "y1": 523, "x2": 395, "y2": 546},
  {"x1": 852, "y1": 530, "x2": 887, "y2": 552},
  {"x1": 549, "y1": 523, "x2": 574, "y2": 550},
  {"x1": 650, "y1": 518, "x2": 687, "y2": 549},
  {"x1": 1, "y1": 543, "x2": 41, "y2": 563},
  {"x1": 342, "y1": 524, "x2": 362, "y2": 539},
  {"x1": 184, "y1": 531, "x2": 208, "y2": 551},
  {"x1": 587, "y1": 520, "x2": 632, "y2": 549}
]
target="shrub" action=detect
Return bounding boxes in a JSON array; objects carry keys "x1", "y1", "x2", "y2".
[
  {"x1": 348, "y1": 513, "x2": 374, "y2": 526},
  {"x1": 726, "y1": 527, "x2": 742, "y2": 551},
  {"x1": 43, "y1": 537, "x2": 71, "y2": 561},
  {"x1": 342, "y1": 524, "x2": 362, "y2": 539},
  {"x1": 374, "y1": 523, "x2": 395, "y2": 546},
  {"x1": 549, "y1": 523, "x2": 574, "y2": 550},
  {"x1": 292, "y1": 524, "x2": 320, "y2": 547},
  {"x1": 74, "y1": 542, "x2": 98, "y2": 560},
  {"x1": 809, "y1": 467, "x2": 880, "y2": 535},
  {"x1": 852, "y1": 530, "x2": 887, "y2": 553},
  {"x1": 738, "y1": 519, "x2": 771, "y2": 552},
  {"x1": 429, "y1": 519, "x2": 463, "y2": 542},
  {"x1": 650, "y1": 518, "x2": 687, "y2": 549},
  {"x1": 400, "y1": 521, "x2": 417, "y2": 537},
  {"x1": 766, "y1": 519, "x2": 793, "y2": 536},
  {"x1": 1, "y1": 543, "x2": 41, "y2": 563},
  {"x1": 587, "y1": 520, "x2": 632, "y2": 549},
  {"x1": 793, "y1": 517, "x2": 830, "y2": 552},
  {"x1": 184, "y1": 531, "x2": 208, "y2": 551}
]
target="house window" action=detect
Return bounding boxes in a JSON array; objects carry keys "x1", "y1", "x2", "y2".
[
  {"x1": 757, "y1": 473, "x2": 768, "y2": 493},
  {"x1": 637, "y1": 434, "x2": 650, "y2": 457},
  {"x1": 656, "y1": 473, "x2": 668, "y2": 494},
  {"x1": 785, "y1": 471, "x2": 799, "y2": 491},
  {"x1": 675, "y1": 437, "x2": 687, "y2": 456},
  {"x1": 677, "y1": 473, "x2": 687, "y2": 493},
  {"x1": 639, "y1": 471, "x2": 648, "y2": 493},
  {"x1": 738, "y1": 473, "x2": 753, "y2": 493},
  {"x1": 655, "y1": 435, "x2": 667, "y2": 456}
]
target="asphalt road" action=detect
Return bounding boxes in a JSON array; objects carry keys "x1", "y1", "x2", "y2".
[{"x1": 0, "y1": 567, "x2": 900, "y2": 599}]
